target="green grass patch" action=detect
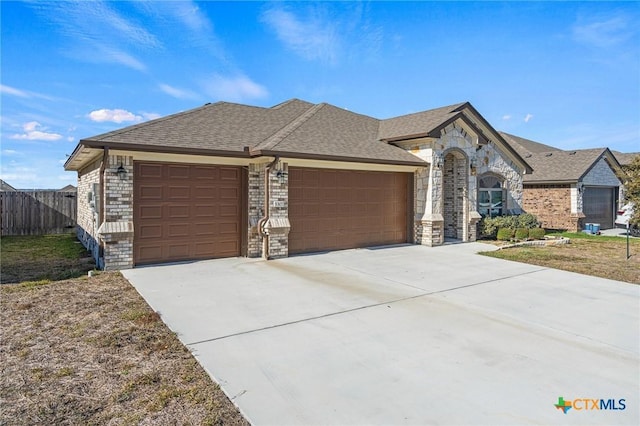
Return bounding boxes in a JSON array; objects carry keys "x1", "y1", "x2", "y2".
[
  {"x1": 480, "y1": 235, "x2": 640, "y2": 284},
  {"x1": 0, "y1": 234, "x2": 95, "y2": 284}
]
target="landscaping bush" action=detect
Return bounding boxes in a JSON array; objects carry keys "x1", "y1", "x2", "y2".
[
  {"x1": 480, "y1": 213, "x2": 540, "y2": 239},
  {"x1": 528, "y1": 227, "x2": 546, "y2": 240},
  {"x1": 497, "y1": 228, "x2": 514, "y2": 241},
  {"x1": 514, "y1": 228, "x2": 529, "y2": 241},
  {"x1": 516, "y1": 213, "x2": 539, "y2": 229}
]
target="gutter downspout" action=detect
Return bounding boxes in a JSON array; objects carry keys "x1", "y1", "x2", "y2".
[{"x1": 257, "y1": 156, "x2": 279, "y2": 260}]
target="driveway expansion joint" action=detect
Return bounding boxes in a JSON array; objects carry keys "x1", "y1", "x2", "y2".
[{"x1": 186, "y1": 267, "x2": 549, "y2": 347}]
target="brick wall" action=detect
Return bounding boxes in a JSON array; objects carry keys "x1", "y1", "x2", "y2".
[
  {"x1": 266, "y1": 163, "x2": 289, "y2": 258},
  {"x1": 248, "y1": 163, "x2": 264, "y2": 257},
  {"x1": 523, "y1": 184, "x2": 582, "y2": 231},
  {"x1": 100, "y1": 155, "x2": 134, "y2": 270},
  {"x1": 76, "y1": 158, "x2": 102, "y2": 266}
]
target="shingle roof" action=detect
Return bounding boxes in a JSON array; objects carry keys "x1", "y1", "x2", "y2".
[
  {"x1": 73, "y1": 98, "x2": 427, "y2": 167},
  {"x1": 378, "y1": 103, "x2": 467, "y2": 141},
  {"x1": 82, "y1": 99, "x2": 314, "y2": 154},
  {"x1": 612, "y1": 151, "x2": 640, "y2": 166},
  {"x1": 500, "y1": 132, "x2": 612, "y2": 183},
  {"x1": 256, "y1": 103, "x2": 423, "y2": 164}
]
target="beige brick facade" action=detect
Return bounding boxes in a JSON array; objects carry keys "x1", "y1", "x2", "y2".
[{"x1": 523, "y1": 184, "x2": 583, "y2": 231}]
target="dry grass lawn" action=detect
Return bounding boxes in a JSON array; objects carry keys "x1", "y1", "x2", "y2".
[
  {"x1": 1, "y1": 235, "x2": 248, "y2": 425},
  {"x1": 481, "y1": 233, "x2": 640, "y2": 284}
]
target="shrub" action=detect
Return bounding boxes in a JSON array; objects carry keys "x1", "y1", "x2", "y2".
[
  {"x1": 480, "y1": 213, "x2": 540, "y2": 239},
  {"x1": 516, "y1": 213, "x2": 539, "y2": 229},
  {"x1": 528, "y1": 227, "x2": 546, "y2": 240},
  {"x1": 514, "y1": 228, "x2": 529, "y2": 241},
  {"x1": 497, "y1": 228, "x2": 514, "y2": 241}
]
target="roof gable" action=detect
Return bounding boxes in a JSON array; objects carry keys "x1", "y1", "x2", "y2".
[{"x1": 500, "y1": 132, "x2": 622, "y2": 183}]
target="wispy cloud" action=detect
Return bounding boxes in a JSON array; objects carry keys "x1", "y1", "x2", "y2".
[
  {"x1": 261, "y1": 6, "x2": 341, "y2": 64},
  {"x1": 572, "y1": 12, "x2": 636, "y2": 48},
  {"x1": 159, "y1": 83, "x2": 200, "y2": 100},
  {"x1": 260, "y1": 3, "x2": 383, "y2": 66},
  {"x1": 0, "y1": 84, "x2": 54, "y2": 101},
  {"x1": 1, "y1": 84, "x2": 29, "y2": 98},
  {"x1": 28, "y1": 0, "x2": 158, "y2": 71},
  {"x1": 10, "y1": 121, "x2": 63, "y2": 141},
  {"x1": 502, "y1": 115, "x2": 512, "y2": 121},
  {"x1": 202, "y1": 74, "x2": 268, "y2": 102},
  {"x1": 141, "y1": 112, "x2": 161, "y2": 121},
  {"x1": 524, "y1": 114, "x2": 534, "y2": 123},
  {"x1": 88, "y1": 109, "x2": 142, "y2": 123}
]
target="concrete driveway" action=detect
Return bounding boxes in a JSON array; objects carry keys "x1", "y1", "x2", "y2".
[{"x1": 123, "y1": 243, "x2": 639, "y2": 425}]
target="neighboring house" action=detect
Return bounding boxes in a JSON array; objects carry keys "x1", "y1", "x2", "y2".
[
  {"x1": 0, "y1": 179, "x2": 17, "y2": 192},
  {"x1": 58, "y1": 184, "x2": 77, "y2": 192},
  {"x1": 612, "y1": 151, "x2": 640, "y2": 169},
  {"x1": 501, "y1": 132, "x2": 624, "y2": 231},
  {"x1": 64, "y1": 99, "x2": 531, "y2": 270}
]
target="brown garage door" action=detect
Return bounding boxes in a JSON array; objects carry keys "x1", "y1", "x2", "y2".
[
  {"x1": 134, "y1": 162, "x2": 243, "y2": 265},
  {"x1": 583, "y1": 186, "x2": 615, "y2": 229},
  {"x1": 288, "y1": 167, "x2": 410, "y2": 254}
]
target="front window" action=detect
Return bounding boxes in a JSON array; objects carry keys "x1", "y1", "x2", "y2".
[{"x1": 478, "y1": 175, "x2": 504, "y2": 217}]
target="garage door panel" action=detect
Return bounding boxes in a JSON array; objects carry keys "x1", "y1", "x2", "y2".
[
  {"x1": 193, "y1": 167, "x2": 217, "y2": 180},
  {"x1": 194, "y1": 204, "x2": 216, "y2": 217},
  {"x1": 167, "y1": 165, "x2": 190, "y2": 179},
  {"x1": 193, "y1": 186, "x2": 215, "y2": 199},
  {"x1": 139, "y1": 164, "x2": 162, "y2": 178},
  {"x1": 220, "y1": 187, "x2": 239, "y2": 199},
  {"x1": 139, "y1": 205, "x2": 162, "y2": 219},
  {"x1": 167, "y1": 223, "x2": 190, "y2": 238},
  {"x1": 220, "y1": 167, "x2": 239, "y2": 180},
  {"x1": 289, "y1": 167, "x2": 408, "y2": 255},
  {"x1": 168, "y1": 186, "x2": 190, "y2": 199},
  {"x1": 138, "y1": 224, "x2": 162, "y2": 239},
  {"x1": 134, "y1": 162, "x2": 242, "y2": 265},
  {"x1": 219, "y1": 222, "x2": 239, "y2": 234},
  {"x1": 167, "y1": 243, "x2": 190, "y2": 257},
  {"x1": 168, "y1": 205, "x2": 190, "y2": 218},
  {"x1": 138, "y1": 245, "x2": 162, "y2": 260},
  {"x1": 140, "y1": 186, "x2": 163, "y2": 200},
  {"x1": 220, "y1": 205, "x2": 239, "y2": 217}
]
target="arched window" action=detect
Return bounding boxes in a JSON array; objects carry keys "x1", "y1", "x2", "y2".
[{"x1": 478, "y1": 175, "x2": 505, "y2": 217}]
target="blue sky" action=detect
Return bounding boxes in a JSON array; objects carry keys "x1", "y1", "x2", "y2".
[{"x1": 1, "y1": 1, "x2": 638, "y2": 189}]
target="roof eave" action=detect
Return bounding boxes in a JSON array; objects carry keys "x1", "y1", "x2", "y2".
[{"x1": 253, "y1": 149, "x2": 427, "y2": 167}]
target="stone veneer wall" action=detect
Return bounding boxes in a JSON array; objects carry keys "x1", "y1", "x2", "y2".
[
  {"x1": 101, "y1": 155, "x2": 134, "y2": 270},
  {"x1": 523, "y1": 184, "x2": 581, "y2": 231},
  {"x1": 413, "y1": 167, "x2": 430, "y2": 244},
  {"x1": 76, "y1": 157, "x2": 102, "y2": 267},
  {"x1": 475, "y1": 143, "x2": 524, "y2": 214}
]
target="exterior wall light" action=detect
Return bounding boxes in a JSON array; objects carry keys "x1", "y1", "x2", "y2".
[
  {"x1": 276, "y1": 170, "x2": 288, "y2": 184},
  {"x1": 116, "y1": 163, "x2": 127, "y2": 180}
]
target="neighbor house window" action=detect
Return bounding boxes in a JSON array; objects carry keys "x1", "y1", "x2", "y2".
[{"x1": 478, "y1": 175, "x2": 505, "y2": 217}]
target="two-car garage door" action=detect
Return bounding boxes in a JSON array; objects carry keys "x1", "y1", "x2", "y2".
[
  {"x1": 134, "y1": 162, "x2": 243, "y2": 265},
  {"x1": 288, "y1": 167, "x2": 410, "y2": 254}
]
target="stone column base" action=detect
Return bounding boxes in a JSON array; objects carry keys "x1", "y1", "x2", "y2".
[
  {"x1": 569, "y1": 213, "x2": 586, "y2": 233},
  {"x1": 419, "y1": 214, "x2": 444, "y2": 247},
  {"x1": 98, "y1": 221, "x2": 134, "y2": 270},
  {"x1": 468, "y1": 211, "x2": 482, "y2": 242}
]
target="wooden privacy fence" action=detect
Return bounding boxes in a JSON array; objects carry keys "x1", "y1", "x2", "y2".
[{"x1": 1, "y1": 191, "x2": 77, "y2": 236}]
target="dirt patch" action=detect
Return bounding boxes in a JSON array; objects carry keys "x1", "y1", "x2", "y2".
[{"x1": 0, "y1": 272, "x2": 249, "y2": 425}]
